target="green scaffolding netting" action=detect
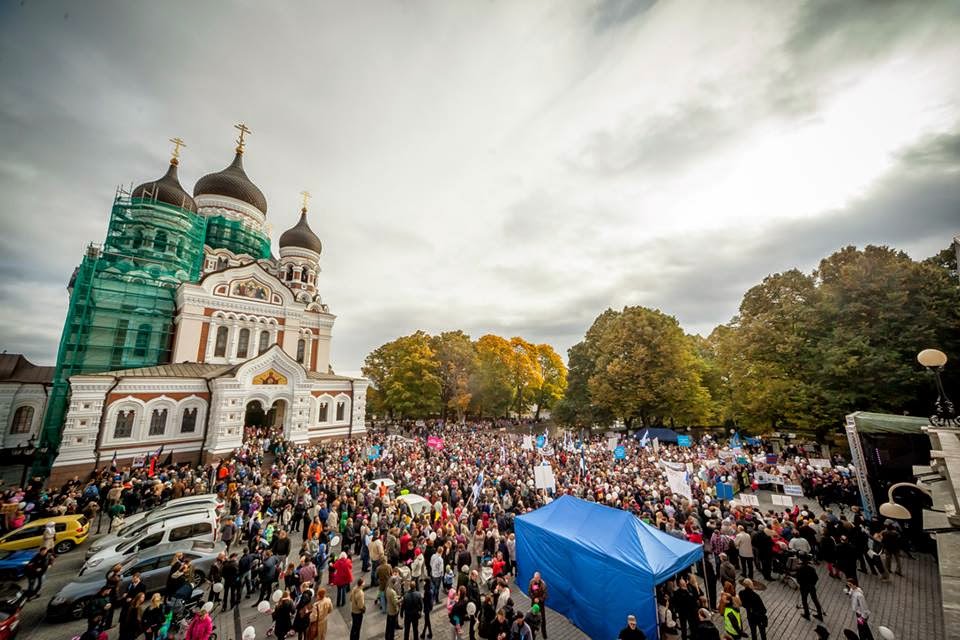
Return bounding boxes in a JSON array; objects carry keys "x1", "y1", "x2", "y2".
[
  {"x1": 35, "y1": 195, "x2": 208, "y2": 476},
  {"x1": 204, "y1": 215, "x2": 271, "y2": 260}
]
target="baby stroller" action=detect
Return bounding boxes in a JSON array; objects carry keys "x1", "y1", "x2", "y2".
[{"x1": 777, "y1": 550, "x2": 801, "y2": 590}]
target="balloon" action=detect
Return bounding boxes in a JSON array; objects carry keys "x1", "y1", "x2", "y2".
[
  {"x1": 467, "y1": 602, "x2": 477, "y2": 616},
  {"x1": 272, "y1": 589, "x2": 283, "y2": 603},
  {"x1": 257, "y1": 601, "x2": 272, "y2": 614},
  {"x1": 202, "y1": 601, "x2": 215, "y2": 613},
  {"x1": 878, "y1": 627, "x2": 895, "y2": 640},
  {"x1": 212, "y1": 582, "x2": 224, "y2": 594},
  {"x1": 243, "y1": 626, "x2": 257, "y2": 640}
]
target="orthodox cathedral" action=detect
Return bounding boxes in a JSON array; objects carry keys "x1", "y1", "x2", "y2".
[{"x1": 3, "y1": 125, "x2": 367, "y2": 484}]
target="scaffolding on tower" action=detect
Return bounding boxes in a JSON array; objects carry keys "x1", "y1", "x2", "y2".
[{"x1": 34, "y1": 188, "x2": 208, "y2": 477}]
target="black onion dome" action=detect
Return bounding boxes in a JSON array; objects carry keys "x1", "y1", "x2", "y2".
[
  {"x1": 279, "y1": 210, "x2": 322, "y2": 254},
  {"x1": 132, "y1": 163, "x2": 197, "y2": 213},
  {"x1": 193, "y1": 152, "x2": 268, "y2": 214}
]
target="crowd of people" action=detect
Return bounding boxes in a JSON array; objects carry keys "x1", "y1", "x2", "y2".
[{"x1": 1, "y1": 421, "x2": 906, "y2": 640}]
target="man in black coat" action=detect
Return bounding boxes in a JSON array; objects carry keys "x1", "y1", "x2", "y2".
[
  {"x1": 400, "y1": 581, "x2": 423, "y2": 640},
  {"x1": 796, "y1": 554, "x2": 824, "y2": 621},
  {"x1": 693, "y1": 608, "x2": 721, "y2": 640},
  {"x1": 737, "y1": 579, "x2": 767, "y2": 640},
  {"x1": 751, "y1": 528, "x2": 773, "y2": 581}
]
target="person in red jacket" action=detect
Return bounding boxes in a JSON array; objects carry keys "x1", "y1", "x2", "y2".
[{"x1": 333, "y1": 552, "x2": 354, "y2": 608}]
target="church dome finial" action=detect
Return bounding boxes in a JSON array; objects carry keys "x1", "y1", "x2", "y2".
[
  {"x1": 279, "y1": 194, "x2": 322, "y2": 255},
  {"x1": 131, "y1": 138, "x2": 197, "y2": 212},
  {"x1": 193, "y1": 122, "x2": 268, "y2": 214}
]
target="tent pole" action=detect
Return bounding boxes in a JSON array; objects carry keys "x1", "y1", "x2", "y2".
[{"x1": 654, "y1": 585, "x2": 661, "y2": 640}]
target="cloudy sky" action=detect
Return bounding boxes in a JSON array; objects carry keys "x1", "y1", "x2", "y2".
[{"x1": 1, "y1": 1, "x2": 958, "y2": 374}]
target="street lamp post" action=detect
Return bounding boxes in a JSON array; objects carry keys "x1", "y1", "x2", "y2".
[{"x1": 917, "y1": 349, "x2": 957, "y2": 428}]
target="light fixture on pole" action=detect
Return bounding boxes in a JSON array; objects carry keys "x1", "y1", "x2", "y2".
[
  {"x1": 917, "y1": 349, "x2": 957, "y2": 428},
  {"x1": 878, "y1": 482, "x2": 931, "y2": 520}
]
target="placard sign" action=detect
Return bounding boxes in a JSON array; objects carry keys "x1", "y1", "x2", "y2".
[
  {"x1": 783, "y1": 484, "x2": 804, "y2": 497},
  {"x1": 771, "y1": 494, "x2": 794, "y2": 507},
  {"x1": 677, "y1": 435, "x2": 692, "y2": 447},
  {"x1": 739, "y1": 494, "x2": 760, "y2": 506}
]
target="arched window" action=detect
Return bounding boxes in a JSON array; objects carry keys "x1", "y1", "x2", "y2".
[
  {"x1": 133, "y1": 323, "x2": 152, "y2": 357},
  {"x1": 149, "y1": 408, "x2": 167, "y2": 436},
  {"x1": 218, "y1": 256, "x2": 228, "y2": 270},
  {"x1": 286, "y1": 265, "x2": 294, "y2": 281},
  {"x1": 296, "y1": 339, "x2": 306, "y2": 363},
  {"x1": 153, "y1": 230, "x2": 168, "y2": 253},
  {"x1": 114, "y1": 410, "x2": 135, "y2": 438},
  {"x1": 214, "y1": 326, "x2": 228, "y2": 357},
  {"x1": 131, "y1": 228, "x2": 144, "y2": 249},
  {"x1": 237, "y1": 328, "x2": 250, "y2": 358},
  {"x1": 10, "y1": 406, "x2": 34, "y2": 434},
  {"x1": 336, "y1": 401, "x2": 345, "y2": 421},
  {"x1": 258, "y1": 331, "x2": 269, "y2": 354},
  {"x1": 317, "y1": 402, "x2": 328, "y2": 422},
  {"x1": 300, "y1": 269, "x2": 309, "y2": 282},
  {"x1": 180, "y1": 408, "x2": 198, "y2": 433}
]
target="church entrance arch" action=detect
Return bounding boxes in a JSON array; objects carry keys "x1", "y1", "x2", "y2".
[
  {"x1": 244, "y1": 400, "x2": 267, "y2": 429},
  {"x1": 266, "y1": 399, "x2": 287, "y2": 432}
]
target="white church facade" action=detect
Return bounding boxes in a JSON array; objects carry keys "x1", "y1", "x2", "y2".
[{"x1": 3, "y1": 126, "x2": 368, "y2": 484}]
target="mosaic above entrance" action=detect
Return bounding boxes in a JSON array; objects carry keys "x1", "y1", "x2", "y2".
[{"x1": 252, "y1": 369, "x2": 288, "y2": 385}]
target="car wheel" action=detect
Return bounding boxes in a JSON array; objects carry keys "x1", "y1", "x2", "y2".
[
  {"x1": 191, "y1": 570, "x2": 205, "y2": 587},
  {"x1": 70, "y1": 598, "x2": 87, "y2": 620},
  {"x1": 54, "y1": 540, "x2": 75, "y2": 554}
]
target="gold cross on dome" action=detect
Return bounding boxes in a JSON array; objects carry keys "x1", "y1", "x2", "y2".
[
  {"x1": 300, "y1": 190, "x2": 311, "y2": 212},
  {"x1": 234, "y1": 122, "x2": 252, "y2": 153},
  {"x1": 169, "y1": 137, "x2": 186, "y2": 164}
]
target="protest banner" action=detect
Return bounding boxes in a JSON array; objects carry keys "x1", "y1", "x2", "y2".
[
  {"x1": 771, "y1": 494, "x2": 794, "y2": 507},
  {"x1": 426, "y1": 436, "x2": 445, "y2": 451},
  {"x1": 808, "y1": 458, "x2": 831, "y2": 468},
  {"x1": 522, "y1": 435, "x2": 533, "y2": 451},
  {"x1": 614, "y1": 446, "x2": 626, "y2": 460},
  {"x1": 667, "y1": 467, "x2": 692, "y2": 500},
  {"x1": 740, "y1": 494, "x2": 760, "y2": 506},
  {"x1": 534, "y1": 463, "x2": 556, "y2": 491},
  {"x1": 783, "y1": 484, "x2": 804, "y2": 497}
]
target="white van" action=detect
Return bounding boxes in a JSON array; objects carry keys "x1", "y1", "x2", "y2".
[
  {"x1": 85, "y1": 505, "x2": 219, "y2": 560},
  {"x1": 396, "y1": 493, "x2": 431, "y2": 517},
  {"x1": 80, "y1": 508, "x2": 218, "y2": 575},
  {"x1": 120, "y1": 494, "x2": 224, "y2": 528}
]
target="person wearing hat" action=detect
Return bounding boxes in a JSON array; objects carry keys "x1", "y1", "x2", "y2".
[{"x1": 617, "y1": 614, "x2": 646, "y2": 639}]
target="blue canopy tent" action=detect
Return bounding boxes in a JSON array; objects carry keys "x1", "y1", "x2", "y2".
[
  {"x1": 632, "y1": 427, "x2": 681, "y2": 444},
  {"x1": 515, "y1": 495, "x2": 702, "y2": 640}
]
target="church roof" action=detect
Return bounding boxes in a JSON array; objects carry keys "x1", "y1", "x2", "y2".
[
  {"x1": 92, "y1": 363, "x2": 237, "y2": 379},
  {"x1": 88, "y1": 362, "x2": 359, "y2": 382},
  {"x1": 0, "y1": 354, "x2": 55, "y2": 384},
  {"x1": 194, "y1": 152, "x2": 268, "y2": 214},
  {"x1": 132, "y1": 162, "x2": 198, "y2": 213},
  {"x1": 279, "y1": 210, "x2": 322, "y2": 254}
]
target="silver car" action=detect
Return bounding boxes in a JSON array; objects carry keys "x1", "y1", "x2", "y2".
[
  {"x1": 85, "y1": 504, "x2": 217, "y2": 560},
  {"x1": 48, "y1": 539, "x2": 225, "y2": 620}
]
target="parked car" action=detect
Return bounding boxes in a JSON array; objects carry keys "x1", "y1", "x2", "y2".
[
  {"x1": 85, "y1": 505, "x2": 220, "y2": 560},
  {"x1": 0, "y1": 583, "x2": 25, "y2": 639},
  {"x1": 0, "y1": 552, "x2": 35, "y2": 581},
  {"x1": 48, "y1": 539, "x2": 224, "y2": 620},
  {"x1": 367, "y1": 478, "x2": 396, "y2": 496},
  {"x1": 80, "y1": 509, "x2": 218, "y2": 576},
  {"x1": 118, "y1": 493, "x2": 225, "y2": 529},
  {"x1": 396, "y1": 493, "x2": 431, "y2": 517},
  {"x1": 0, "y1": 516, "x2": 89, "y2": 554}
]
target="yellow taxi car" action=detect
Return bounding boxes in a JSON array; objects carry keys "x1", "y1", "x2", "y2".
[{"x1": 0, "y1": 515, "x2": 89, "y2": 554}]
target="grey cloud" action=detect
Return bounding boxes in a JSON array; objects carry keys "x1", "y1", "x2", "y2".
[
  {"x1": 570, "y1": 102, "x2": 739, "y2": 176},
  {"x1": 591, "y1": 0, "x2": 658, "y2": 32}
]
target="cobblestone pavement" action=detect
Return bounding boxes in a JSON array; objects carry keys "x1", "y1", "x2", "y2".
[{"x1": 318, "y1": 549, "x2": 942, "y2": 640}]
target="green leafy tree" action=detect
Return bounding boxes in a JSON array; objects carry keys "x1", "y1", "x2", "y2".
[
  {"x1": 431, "y1": 330, "x2": 477, "y2": 422},
  {"x1": 585, "y1": 306, "x2": 712, "y2": 428},
  {"x1": 362, "y1": 331, "x2": 442, "y2": 419},
  {"x1": 470, "y1": 335, "x2": 514, "y2": 418}
]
